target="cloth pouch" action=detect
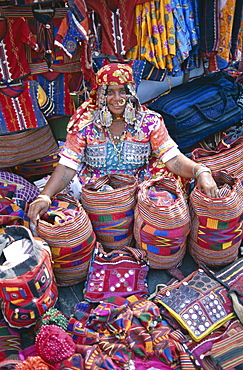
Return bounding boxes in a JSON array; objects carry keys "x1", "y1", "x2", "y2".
[
  {"x1": 0, "y1": 226, "x2": 58, "y2": 329},
  {"x1": 188, "y1": 171, "x2": 243, "y2": 267},
  {"x1": 134, "y1": 175, "x2": 190, "y2": 269},
  {"x1": 84, "y1": 244, "x2": 149, "y2": 303},
  {"x1": 81, "y1": 173, "x2": 137, "y2": 249},
  {"x1": 148, "y1": 70, "x2": 243, "y2": 153},
  {"x1": 36, "y1": 193, "x2": 96, "y2": 286}
]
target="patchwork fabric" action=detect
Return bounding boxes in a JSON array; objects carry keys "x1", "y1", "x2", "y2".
[
  {"x1": 81, "y1": 174, "x2": 137, "y2": 249},
  {"x1": 84, "y1": 244, "x2": 149, "y2": 302},
  {"x1": 0, "y1": 226, "x2": 58, "y2": 329},
  {"x1": 154, "y1": 268, "x2": 235, "y2": 342},
  {"x1": 0, "y1": 320, "x2": 23, "y2": 362},
  {"x1": 37, "y1": 193, "x2": 96, "y2": 286},
  {"x1": 134, "y1": 175, "x2": 190, "y2": 269},
  {"x1": 189, "y1": 171, "x2": 243, "y2": 267}
]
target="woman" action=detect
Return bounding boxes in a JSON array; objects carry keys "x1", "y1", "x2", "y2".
[{"x1": 28, "y1": 63, "x2": 218, "y2": 225}]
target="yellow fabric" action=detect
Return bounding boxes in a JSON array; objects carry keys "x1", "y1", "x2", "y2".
[
  {"x1": 37, "y1": 84, "x2": 48, "y2": 107},
  {"x1": 126, "y1": 0, "x2": 175, "y2": 70},
  {"x1": 218, "y1": 0, "x2": 236, "y2": 62}
]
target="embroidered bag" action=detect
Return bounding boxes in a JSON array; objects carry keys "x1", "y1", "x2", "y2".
[
  {"x1": 134, "y1": 176, "x2": 190, "y2": 269},
  {"x1": 154, "y1": 268, "x2": 235, "y2": 342},
  {"x1": 188, "y1": 171, "x2": 243, "y2": 267},
  {"x1": 81, "y1": 173, "x2": 138, "y2": 249},
  {"x1": 0, "y1": 226, "x2": 58, "y2": 329},
  {"x1": 36, "y1": 193, "x2": 96, "y2": 286},
  {"x1": 83, "y1": 244, "x2": 149, "y2": 303},
  {"x1": 148, "y1": 70, "x2": 242, "y2": 153}
]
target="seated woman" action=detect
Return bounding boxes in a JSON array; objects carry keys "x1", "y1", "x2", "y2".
[{"x1": 28, "y1": 63, "x2": 218, "y2": 225}]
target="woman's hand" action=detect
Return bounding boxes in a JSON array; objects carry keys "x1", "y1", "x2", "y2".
[
  {"x1": 28, "y1": 199, "x2": 50, "y2": 226},
  {"x1": 195, "y1": 171, "x2": 219, "y2": 198}
]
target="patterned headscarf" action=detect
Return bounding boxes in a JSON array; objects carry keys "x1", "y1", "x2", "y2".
[{"x1": 67, "y1": 63, "x2": 138, "y2": 133}]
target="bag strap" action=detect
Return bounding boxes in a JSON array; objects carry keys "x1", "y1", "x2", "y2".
[
  {"x1": 229, "y1": 291, "x2": 243, "y2": 325},
  {"x1": 194, "y1": 90, "x2": 228, "y2": 122}
]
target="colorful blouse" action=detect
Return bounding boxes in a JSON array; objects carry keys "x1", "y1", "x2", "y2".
[{"x1": 59, "y1": 109, "x2": 180, "y2": 184}]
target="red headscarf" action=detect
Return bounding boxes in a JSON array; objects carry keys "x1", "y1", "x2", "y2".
[{"x1": 67, "y1": 63, "x2": 136, "y2": 133}]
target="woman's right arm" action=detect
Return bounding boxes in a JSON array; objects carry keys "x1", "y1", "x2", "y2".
[{"x1": 27, "y1": 163, "x2": 76, "y2": 225}]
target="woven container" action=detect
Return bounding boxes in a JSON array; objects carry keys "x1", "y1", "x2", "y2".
[
  {"x1": 134, "y1": 176, "x2": 190, "y2": 269},
  {"x1": 191, "y1": 135, "x2": 243, "y2": 181},
  {"x1": 37, "y1": 193, "x2": 96, "y2": 286},
  {"x1": 81, "y1": 174, "x2": 138, "y2": 249},
  {"x1": 188, "y1": 171, "x2": 243, "y2": 267}
]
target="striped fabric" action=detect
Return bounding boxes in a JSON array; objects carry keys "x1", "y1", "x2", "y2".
[
  {"x1": 0, "y1": 125, "x2": 58, "y2": 168},
  {"x1": 13, "y1": 149, "x2": 60, "y2": 180},
  {"x1": 81, "y1": 174, "x2": 137, "y2": 249},
  {"x1": 134, "y1": 176, "x2": 190, "y2": 269},
  {"x1": 191, "y1": 136, "x2": 243, "y2": 181},
  {"x1": 188, "y1": 171, "x2": 243, "y2": 267},
  {"x1": 37, "y1": 193, "x2": 96, "y2": 286}
]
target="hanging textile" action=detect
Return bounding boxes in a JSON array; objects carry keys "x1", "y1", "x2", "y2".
[
  {"x1": 199, "y1": 0, "x2": 220, "y2": 71},
  {"x1": 0, "y1": 80, "x2": 54, "y2": 134},
  {"x1": 85, "y1": 0, "x2": 150, "y2": 59},
  {"x1": 0, "y1": 17, "x2": 38, "y2": 83},
  {"x1": 126, "y1": 0, "x2": 176, "y2": 70}
]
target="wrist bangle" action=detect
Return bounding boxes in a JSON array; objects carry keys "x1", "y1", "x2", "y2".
[
  {"x1": 37, "y1": 194, "x2": 52, "y2": 205},
  {"x1": 195, "y1": 166, "x2": 212, "y2": 179},
  {"x1": 192, "y1": 163, "x2": 206, "y2": 177}
]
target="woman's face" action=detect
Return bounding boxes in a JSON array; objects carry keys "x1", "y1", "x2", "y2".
[{"x1": 106, "y1": 85, "x2": 127, "y2": 118}]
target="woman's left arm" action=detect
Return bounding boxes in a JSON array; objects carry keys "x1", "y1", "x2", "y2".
[{"x1": 165, "y1": 153, "x2": 219, "y2": 198}]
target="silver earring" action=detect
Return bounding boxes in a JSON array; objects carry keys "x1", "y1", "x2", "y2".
[
  {"x1": 99, "y1": 105, "x2": 113, "y2": 127},
  {"x1": 124, "y1": 100, "x2": 136, "y2": 125}
]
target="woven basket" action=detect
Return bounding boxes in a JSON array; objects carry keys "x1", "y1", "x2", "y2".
[
  {"x1": 36, "y1": 193, "x2": 96, "y2": 286},
  {"x1": 81, "y1": 173, "x2": 138, "y2": 249},
  {"x1": 188, "y1": 171, "x2": 243, "y2": 267},
  {"x1": 134, "y1": 176, "x2": 190, "y2": 269}
]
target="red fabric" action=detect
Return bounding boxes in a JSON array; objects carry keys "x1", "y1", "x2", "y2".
[
  {"x1": 0, "y1": 17, "x2": 38, "y2": 82},
  {"x1": 35, "y1": 325, "x2": 76, "y2": 364},
  {"x1": 85, "y1": 0, "x2": 149, "y2": 59}
]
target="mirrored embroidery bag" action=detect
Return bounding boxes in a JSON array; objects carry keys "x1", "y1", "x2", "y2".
[
  {"x1": 83, "y1": 244, "x2": 149, "y2": 303},
  {"x1": 154, "y1": 268, "x2": 235, "y2": 342}
]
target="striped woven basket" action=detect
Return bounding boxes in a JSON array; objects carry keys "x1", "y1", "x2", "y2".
[
  {"x1": 81, "y1": 174, "x2": 138, "y2": 249},
  {"x1": 191, "y1": 135, "x2": 243, "y2": 181},
  {"x1": 134, "y1": 176, "x2": 190, "y2": 269},
  {"x1": 36, "y1": 193, "x2": 96, "y2": 286},
  {"x1": 188, "y1": 171, "x2": 243, "y2": 267}
]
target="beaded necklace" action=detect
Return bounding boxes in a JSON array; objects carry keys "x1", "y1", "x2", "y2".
[{"x1": 106, "y1": 124, "x2": 128, "y2": 163}]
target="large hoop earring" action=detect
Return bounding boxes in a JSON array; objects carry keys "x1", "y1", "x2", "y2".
[
  {"x1": 124, "y1": 100, "x2": 136, "y2": 125},
  {"x1": 99, "y1": 104, "x2": 113, "y2": 127}
]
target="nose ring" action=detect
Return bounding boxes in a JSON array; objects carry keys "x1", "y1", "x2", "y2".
[{"x1": 118, "y1": 98, "x2": 126, "y2": 106}]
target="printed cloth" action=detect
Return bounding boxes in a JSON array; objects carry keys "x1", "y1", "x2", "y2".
[
  {"x1": 59, "y1": 63, "x2": 179, "y2": 184},
  {"x1": 126, "y1": 0, "x2": 176, "y2": 70}
]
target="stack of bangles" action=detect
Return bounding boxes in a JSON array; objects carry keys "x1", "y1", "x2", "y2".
[
  {"x1": 192, "y1": 163, "x2": 212, "y2": 179},
  {"x1": 30, "y1": 194, "x2": 52, "y2": 207}
]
